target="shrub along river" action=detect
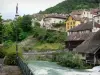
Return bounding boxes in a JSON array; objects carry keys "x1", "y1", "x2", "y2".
[{"x1": 28, "y1": 61, "x2": 100, "y2": 75}]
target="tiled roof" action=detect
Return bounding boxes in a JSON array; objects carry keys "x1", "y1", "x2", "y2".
[
  {"x1": 70, "y1": 10, "x2": 84, "y2": 15},
  {"x1": 94, "y1": 14, "x2": 100, "y2": 17},
  {"x1": 71, "y1": 16, "x2": 82, "y2": 21},
  {"x1": 74, "y1": 30, "x2": 100, "y2": 54},
  {"x1": 67, "y1": 32, "x2": 92, "y2": 41},
  {"x1": 44, "y1": 14, "x2": 67, "y2": 19},
  {"x1": 68, "y1": 21, "x2": 100, "y2": 32},
  {"x1": 90, "y1": 8, "x2": 100, "y2": 15}
]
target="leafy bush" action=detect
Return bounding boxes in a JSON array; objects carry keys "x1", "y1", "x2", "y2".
[
  {"x1": 4, "y1": 52, "x2": 17, "y2": 65},
  {"x1": 0, "y1": 47, "x2": 6, "y2": 58},
  {"x1": 4, "y1": 52, "x2": 22, "y2": 65},
  {"x1": 32, "y1": 24, "x2": 67, "y2": 43},
  {"x1": 4, "y1": 40, "x2": 13, "y2": 48},
  {"x1": 19, "y1": 32, "x2": 28, "y2": 41},
  {"x1": 52, "y1": 52, "x2": 85, "y2": 69}
]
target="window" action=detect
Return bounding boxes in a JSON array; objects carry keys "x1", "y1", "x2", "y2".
[
  {"x1": 70, "y1": 26, "x2": 73, "y2": 29},
  {"x1": 67, "y1": 26, "x2": 69, "y2": 29},
  {"x1": 86, "y1": 30, "x2": 90, "y2": 33},
  {"x1": 73, "y1": 22, "x2": 75, "y2": 25},
  {"x1": 71, "y1": 22, "x2": 72, "y2": 25},
  {"x1": 97, "y1": 20, "x2": 100, "y2": 23},
  {"x1": 67, "y1": 23, "x2": 69, "y2": 25},
  {"x1": 84, "y1": 12, "x2": 85, "y2": 14}
]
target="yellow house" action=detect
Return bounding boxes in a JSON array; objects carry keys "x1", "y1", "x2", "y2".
[{"x1": 66, "y1": 16, "x2": 81, "y2": 31}]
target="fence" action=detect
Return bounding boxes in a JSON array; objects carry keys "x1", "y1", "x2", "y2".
[{"x1": 17, "y1": 57, "x2": 34, "y2": 75}]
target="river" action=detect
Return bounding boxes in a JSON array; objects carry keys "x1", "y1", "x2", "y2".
[{"x1": 28, "y1": 61, "x2": 100, "y2": 75}]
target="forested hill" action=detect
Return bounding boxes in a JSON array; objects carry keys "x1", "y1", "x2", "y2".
[{"x1": 39, "y1": 0, "x2": 99, "y2": 14}]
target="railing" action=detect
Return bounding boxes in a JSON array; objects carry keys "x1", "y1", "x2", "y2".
[{"x1": 17, "y1": 57, "x2": 34, "y2": 75}]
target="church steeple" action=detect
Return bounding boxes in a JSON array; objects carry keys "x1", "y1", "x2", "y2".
[{"x1": 15, "y1": 3, "x2": 19, "y2": 19}]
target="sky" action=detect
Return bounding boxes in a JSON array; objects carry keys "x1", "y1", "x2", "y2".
[{"x1": 0, "y1": 0, "x2": 64, "y2": 20}]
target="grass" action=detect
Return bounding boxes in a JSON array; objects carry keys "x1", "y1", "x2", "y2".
[
  {"x1": 4, "y1": 43, "x2": 23, "y2": 55},
  {"x1": 32, "y1": 42, "x2": 65, "y2": 51}
]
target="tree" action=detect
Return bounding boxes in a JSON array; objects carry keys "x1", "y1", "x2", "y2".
[
  {"x1": 20, "y1": 15, "x2": 32, "y2": 32},
  {"x1": 3, "y1": 22, "x2": 14, "y2": 41},
  {"x1": 40, "y1": 0, "x2": 99, "y2": 14}
]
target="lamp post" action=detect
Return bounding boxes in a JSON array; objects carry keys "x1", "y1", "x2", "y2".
[
  {"x1": 15, "y1": 3, "x2": 19, "y2": 57},
  {"x1": 0, "y1": 13, "x2": 3, "y2": 47}
]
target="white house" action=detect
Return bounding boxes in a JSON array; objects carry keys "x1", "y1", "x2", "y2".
[
  {"x1": 71, "y1": 9, "x2": 93, "y2": 19},
  {"x1": 40, "y1": 14, "x2": 67, "y2": 30},
  {"x1": 70, "y1": 8, "x2": 100, "y2": 23}
]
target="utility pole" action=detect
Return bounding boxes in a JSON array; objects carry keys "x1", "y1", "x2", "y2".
[
  {"x1": 15, "y1": 3, "x2": 19, "y2": 57},
  {"x1": 0, "y1": 13, "x2": 3, "y2": 47}
]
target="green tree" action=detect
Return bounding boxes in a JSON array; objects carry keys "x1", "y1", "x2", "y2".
[
  {"x1": 40, "y1": 0, "x2": 99, "y2": 14},
  {"x1": 20, "y1": 15, "x2": 32, "y2": 32},
  {"x1": 3, "y1": 22, "x2": 14, "y2": 41}
]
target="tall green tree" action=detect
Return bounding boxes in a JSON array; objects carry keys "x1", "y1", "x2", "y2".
[{"x1": 20, "y1": 15, "x2": 32, "y2": 32}]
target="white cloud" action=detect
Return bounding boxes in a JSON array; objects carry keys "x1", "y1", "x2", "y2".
[{"x1": 0, "y1": 0, "x2": 64, "y2": 19}]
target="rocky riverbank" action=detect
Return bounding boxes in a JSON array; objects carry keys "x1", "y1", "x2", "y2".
[{"x1": 0, "y1": 66, "x2": 22, "y2": 75}]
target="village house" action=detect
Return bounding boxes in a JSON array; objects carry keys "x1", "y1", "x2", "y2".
[
  {"x1": 91, "y1": 8, "x2": 100, "y2": 24},
  {"x1": 66, "y1": 8, "x2": 100, "y2": 31},
  {"x1": 71, "y1": 9, "x2": 93, "y2": 20},
  {"x1": 66, "y1": 15, "x2": 82, "y2": 31},
  {"x1": 65, "y1": 21, "x2": 100, "y2": 50},
  {"x1": 94, "y1": 14, "x2": 100, "y2": 24},
  {"x1": 66, "y1": 9, "x2": 92, "y2": 31},
  {"x1": 75, "y1": 30, "x2": 100, "y2": 65},
  {"x1": 40, "y1": 14, "x2": 67, "y2": 31}
]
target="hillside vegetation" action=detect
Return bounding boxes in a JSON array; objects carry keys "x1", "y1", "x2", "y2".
[{"x1": 40, "y1": 0, "x2": 99, "y2": 14}]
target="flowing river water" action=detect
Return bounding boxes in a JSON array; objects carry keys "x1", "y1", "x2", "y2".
[{"x1": 27, "y1": 61, "x2": 100, "y2": 75}]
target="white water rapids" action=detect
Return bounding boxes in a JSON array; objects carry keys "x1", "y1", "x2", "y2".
[{"x1": 28, "y1": 61, "x2": 100, "y2": 75}]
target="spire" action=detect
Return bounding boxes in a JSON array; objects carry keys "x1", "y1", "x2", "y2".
[
  {"x1": 16, "y1": 3, "x2": 18, "y2": 14},
  {"x1": 15, "y1": 3, "x2": 19, "y2": 19}
]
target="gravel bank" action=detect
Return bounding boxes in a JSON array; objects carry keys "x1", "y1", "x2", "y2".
[{"x1": 0, "y1": 66, "x2": 22, "y2": 75}]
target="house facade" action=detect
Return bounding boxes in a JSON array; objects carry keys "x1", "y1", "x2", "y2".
[
  {"x1": 71, "y1": 8, "x2": 100, "y2": 22},
  {"x1": 71, "y1": 9, "x2": 93, "y2": 20},
  {"x1": 66, "y1": 16, "x2": 81, "y2": 31},
  {"x1": 66, "y1": 8, "x2": 100, "y2": 31},
  {"x1": 94, "y1": 14, "x2": 100, "y2": 24},
  {"x1": 40, "y1": 14, "x2": 67, "y2": 31}
]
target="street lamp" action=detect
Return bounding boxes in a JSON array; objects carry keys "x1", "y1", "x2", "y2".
[
  {"x1": 0, "y1": 13, "x2": 3, "y2": 47},
  {"x1": 15, "y1": 3, "x2": 19, "y2": 57}
]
